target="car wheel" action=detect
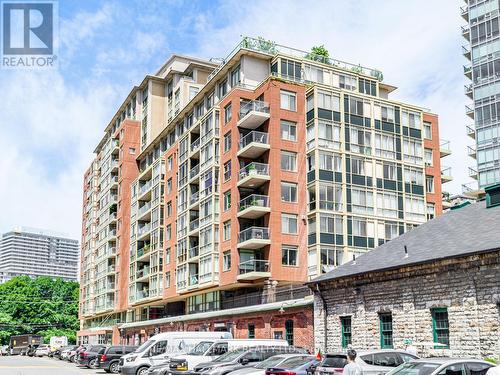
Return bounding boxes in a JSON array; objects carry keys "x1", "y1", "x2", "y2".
[
  {"x1": 109, "y1": 361, "x2": 119, "y2": 373},
  {"x1": 137, "y1": 366, "x2": 149, "y2": 375},
  {"x1": 89, "y1": 358, "x2": 97, "y2": 368}
]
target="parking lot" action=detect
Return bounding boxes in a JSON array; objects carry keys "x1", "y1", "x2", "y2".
[{"x1": 0, "y1": 355, "x2": 106, "y2": 375}]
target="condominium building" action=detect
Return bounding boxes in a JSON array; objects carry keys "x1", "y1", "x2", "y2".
[
  {"x1": 78, "y1": 37, "x2": 450, "y2": 348},
  {"x1": 0, "y1": 227, "x2": 78, "y2": 283},
  {"x1": 462, "y1": 0, "x2": 500, "y2": 188}
]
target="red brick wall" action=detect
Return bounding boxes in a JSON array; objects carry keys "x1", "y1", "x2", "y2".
[{"x1": 423, "y1": 113, "x2": 443, "y2": 216}]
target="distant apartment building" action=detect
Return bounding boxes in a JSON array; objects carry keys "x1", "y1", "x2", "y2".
[
  {"x1": 462, "y1": 0, "x2": 500, "y2": 189},
  {"x1": 78, "y1": 37, "x2": 450, "y2": 347},
  {"x1": 0, "y1": 227, "x2": 78, "y2": 283}
]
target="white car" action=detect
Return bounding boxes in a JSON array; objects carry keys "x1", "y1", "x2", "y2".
[{"x1": 35, "y1": 344, "x2": 51, "y2": 357}]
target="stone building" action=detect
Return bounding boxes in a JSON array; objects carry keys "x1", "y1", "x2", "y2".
[{"x1": 308, "y1": 184, "x2": 500, "y2": 359}]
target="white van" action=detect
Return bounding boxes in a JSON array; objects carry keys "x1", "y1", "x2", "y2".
[
  {"x1": 120, "y1": 331, "x2": 232, "y2": 375},
  {"x1": 171, "y1": 339, "x2": 290, "y2": 371}
]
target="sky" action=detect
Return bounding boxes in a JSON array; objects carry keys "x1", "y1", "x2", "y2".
[{"x1": 0, "y1": 0, "x2": 471, "y2": 240}]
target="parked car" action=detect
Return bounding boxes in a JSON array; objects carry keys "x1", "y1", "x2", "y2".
[
  {"x1": 314, "y1": 353, "x2": 348, "y2": 375},
  {"x1": 355, "y1": 350, "x2": 418, "y2": 375},
  {"x1": 229, "y1": 354, "x2": 316, "y2": 375},
  {"x1": 69, "y1": 344, "x2": 89, "y2": 362},
  {"x1": 35, "y1": 344, "x2": 51, "y2": 357},
  {"x1": 96, "y1": 345, "x2": 137, "y2": 373},
  {"x1": 27, "y1": 344, "x2": 40, "y2": 357},
  {"x1": 77, "y1": 345, "x2": 107, "y2": 368},
  {"x1": 59, "y1": 345, "x2": 77, "y2": 360},
  {"x1": 119, "y1": 331, "x2": 232, "y2": 375},
  {"x1": 386, "y1": 359, "x2": 493, "y2": 375},
  {"x1": 266, "y1": 357, "x2": 320, "y2": 375}
]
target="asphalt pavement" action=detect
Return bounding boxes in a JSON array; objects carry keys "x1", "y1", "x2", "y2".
[{"x1": 0, "y1": 355, "x2": 108, "y2": 375}]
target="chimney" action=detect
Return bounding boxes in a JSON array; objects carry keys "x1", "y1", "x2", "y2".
[{"x1": 404, "y1": 245, "x2": 408, "y2": 258}]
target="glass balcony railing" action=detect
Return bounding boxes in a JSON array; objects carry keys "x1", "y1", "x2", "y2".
[
  {"x1": 189, "y1": 246, "x2": 199, "y2": 258},
  {"x1": 189, "y1": 274, "x2": 199, "y2": 286},
  {"x1": 137, "y1": 244, "x2": 150, "y2": 258},
  {"x1": 239, "y1": 131, "x2": 269, "y2": 149},
  {"x1": 190, "y1": 165, "x2": 200, "y2": 179},
  {"x1": 137, "y1": 223, "x2": 151, "y2": 236},
  {"x1": 238, "y1": 259, "x2": 270, "y2": 274},
  {"x1": 138, "y1": 202, "x2": 151, "y2": 217},
  {"x1": 136, "y1": 289, "x2": 149, "y2": 300},
  {"x1": 138, "y1": 180, "x2": 152, "y2": 196},
  {"x1": 189, "y1": 218, "x2": 200, "y2": 232},
  {"x1": 191, "y1": 138, "x2": 201, "y2": 152},
  {"x1": 238, "y1": 226, "x2": 270, "y2": 243},
  {"x1": 239, "y1": 100, "x2": 270, "y2": 119},
  {"x1": 239, "y1": 194, "x2": 269, "y2": 211},
  {"x1": 136, "y1": 266, "x2": 150, "y2": 279},
  {"x1": 238, "y1": 162, "x2": 270, "y2": 180},
  {"x1": 190, "y1": 191, "x2": 199, "y2": 205}
]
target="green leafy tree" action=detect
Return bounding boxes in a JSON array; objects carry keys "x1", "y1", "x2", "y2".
[
  {"x1": 306, "y1": 45, "x2": 330, "y2": 63},
  {"x1": 0, "y1": 276, "x2": 79, "y2": 344}
]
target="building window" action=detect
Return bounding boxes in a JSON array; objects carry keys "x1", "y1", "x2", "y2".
[
  {"x1": 341, "y1": 317, "x2": 352, "y2": 348},
  {"x1": 403, "y1": 138, "x2": 423, "y2": 164},
  {"x1": 424, "y1": 122, "x2": 432, "y2": 139},
  {"x1": 223, "y1": 251, "x2": 231, "y2": 272},
  {"x1": 248, "y1": 323, "x2": 255, "y2": 339},
  {"x1": 424, "y1": 149, "x2": 433, "y2": 166},
  {"x1": 166, "y1": 201, "x2": 172, "y2": 217},
  {"x1": 379, "y1": 313, "x2": 393, "y2": 348},
  {"x1": 165, "y1": 272, "x2": 170, "y2": 288},
  {"x1": 281, "y1": 120, "x2": 297, "y2": 141},
  {"x1": 427, "y1": 203, "x2": 435, "y2": 220},
  {"x1": 223, "y1": 221, "x2": 231, "y2": 241},
  {"x1": 281, "y1": 182, "x2": 298, "y2": 202},
  {"x1": 319, "y1": 151, "x2": 341, "y2": 172},
  {"x1": 351, "y1": 187, "x2": 374, "y2": 215},
  {"x1": 282, "y1": 245, "x2": 298, "y2": 266},
  {"x1": 223, "y1": 161, "x2": 231, "y2": 182},
  {"x1": 230, "y1": 66, "x2": 240, "y2": 87},
  {"x1": 426, "y1": 176, "x2": 434, "y2": 193},
  {"x1": 281, "y1": 151, "x2": 297, "y2": 171},
  {"x1": 351, "y1": 157, "x2": 365, "y2": 175},
  {"x1": 167, "y1": 178, "x2": 172, "y2": 194},
  {"x1": 224, "y1": 132, "x2": 231, "y2": 152},
  {"x1": 223, "y1": 191, "x2": 231, "y2": 211},
  {"x1": 280, "y1": 90, "x2": 297, "y2": 111},
  {"x1": 431, "y1": 308, "x2": 450, "y2": 348},
  {"x1": 165, "y1": 248, "x2": 171, "y2": 264},
  {"x1": 129, "y1": 147, "x2": 136, "y2": 154},
  {"x1": 282, "y1": 213, "x2": 298, "y2": 234},
  {"x1": 224, "y1": 104, "x2": 232, "y2": 124},
  {"x1": 285, "y1": 320, "x2": 294, "y2": 346}
]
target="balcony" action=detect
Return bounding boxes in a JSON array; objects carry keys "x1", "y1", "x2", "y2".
[
  {"x1": 108, "y1": 229, "x2": 117, "y2": 238},
  {"x1": 467, "y1": 145, "x2": 477, "y2": 159},
  {"x1": 110, "y1": 194, "x2": 118, "y2": 204},
  {"x1": 465, "y1": 104, "x2": 474, "y2": 119},
  {"x1": 237, "y1": 260, "x2": 271, "y2": 281},
  {"x1": 136, "y1": 289, "x2": 149, "y2": 300},
  {"x1": 191, "y1": 138, "x2": 201, "y2": 157},
  {"x1": 464, "y1": 83, "x2": 473, "y2": 99},
  {"x1": 136, "y1": 266, "x2": 150, "y2": 282},
  {"x1": 237, "y1": 100, "x2": 270, "y2": 129},
  {"x1": 466, "y1": 125, "x2": 475, "y2": 139},
  {"x1": 237, "y1": 162, "x2": 270, "y2": 188},
  {"x1": 439, "y1": 140, "x2": 451, "y2": 157},
  {"x1": 106, "y1": 246, "x2": 117, "y2": 258},
  {"x1": 189, "y1": 218, "x2": 200, "y2": 235},
  {"x1": 136, "y1": 244, "x2": 151, "y2": 261},
  {"x1": 138, "y1": 180, "x2": 152, "y2": 200},
  {"x1": 137, "y1": 202, "x2": 152, "y2": 220},
  {"x1": 190, "y1": 164, "x2": 200, "y2": 181},
  {"x1": 188, "y1": 246, "x2": 199, "y2": 259},
  {"x1": 109, "y1": 212, "x2": 117, "y2": 223},
  {"x1": 190, "y1": 191, "x2": 200, "y2": 207},
  {"x1": 441, "y1": 166, "x2": 453, "y2": 183},
  {"x1": 237, "y1": 227, "x2": 270, "y2": 249},
  {"x1": 110, "y1": 175, "x2": 119, "y2": 188},
  {"x1": 237, "y1": 194, "x2": 270, "y2": 219},
  {"x1": 237, "y1": 131, "x2": 270, "y2": 158},
  {"x1": 469, "y1": 166, "x2": 478, "y2": 180},
  {"x1": 137, "y1": 223, "x2": 151, "y2": 240},
  {"x1": 464, "y1": 64, "x2": 472, "y2": 80},
  {"x1": 460, "y1": 5, "x2": 468, "y2": 21},
  {"x1": 461, "y1": 24, "x2": 470, "y2": 41},
  {"x1": 462, "y1": 45, "x2": 471, "y2": 61},
  {"x1": 188, "y1": 274, "x2": 199, "y2": 288},
  {"x1": 106, "y1": 265, "x2": 115, "y2": 275}
]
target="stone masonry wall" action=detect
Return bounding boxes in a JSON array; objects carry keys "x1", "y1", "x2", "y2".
[{"x1": 313, "y1": 251, "x2": 500, "y2": 359}]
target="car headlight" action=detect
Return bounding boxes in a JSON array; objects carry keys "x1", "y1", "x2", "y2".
[{"x1": 126, "y1": 356, "x2": 137, "y2": 362}]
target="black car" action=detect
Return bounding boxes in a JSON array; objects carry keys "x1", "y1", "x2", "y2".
[
  {"x1": 77, "y1": 345, "x2": 107, "y2": 368},
  {"x1": 150, "y1": 346, "x2": 309, "y2": 375},
  {"x1": 27, "y1": 345, "x2": 40, "y2": 357},
  {"x1": 97, "y1": 345, "x2": 137, "y2": 373}
]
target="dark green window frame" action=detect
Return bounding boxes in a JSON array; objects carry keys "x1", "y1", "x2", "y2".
[
  {"x1": 340, "y1": 316, "x2": 352, "y2": 348},
  {"x1": 431, "y1": 308, "x2": 450, "y2": 349},
  {"x1": 248, "y1": 323, "x2": 255, "y2": 339},
  {"x1": 379, "y1": 313, "x2": 393, "y2": 349}
]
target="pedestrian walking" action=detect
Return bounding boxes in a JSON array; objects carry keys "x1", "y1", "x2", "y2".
[{"x1": 343, "y1": 349, "x2": 362, "y2": 375}]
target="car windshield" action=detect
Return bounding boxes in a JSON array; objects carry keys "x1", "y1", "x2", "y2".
[
  {"x1": 322, "y1": 356, "x2": 347, "y2": 368},
  {"x1": 280, "y1": 357, "x2": 314, "y2": 369},
  {"x1": 135, "y1": 340, "x2": 155, "y2": 353},
  {"x1": 255, "y1": 356, "x2": 286, "y2": 369},
  {"x1": 188, "y1": 341, "x2": 214, "y2": 355},
  {"x1": 212, "y1": 349, "x2": 246, "y2": 362},
  {"x1": 386, "y1": 362, "x2": 441, "y2": 375}
]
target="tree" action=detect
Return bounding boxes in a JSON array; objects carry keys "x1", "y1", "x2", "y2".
[
  {"x1": 0, "y1": 276, "x2": 79, "y2": 344},
  {"x1": 306, "y1": 45, "x2": 330, "y2": 63}
]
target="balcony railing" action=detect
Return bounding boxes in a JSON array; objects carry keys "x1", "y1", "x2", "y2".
[
  {"x1": 189, "y1": 218, "x2": 200, "y2": 232},
  {"x1": 190, "y1": 191, "x2": 199, "y2": 205},
  {"x1": 137, "y1": 223, "x2": 151, "y2": 236},
  {"x1": 138, "y1": 202, "x2": 151, "y2": 217},
  {"x1": 137, "y1": 266, "x2": 150, "y2": 279},
  {"x1": 190, "y1": 165, "x2": 200, "y2": 180},
  {"x1": 468, "y1": 167, "x2": 478, "y2": 179},
  {"x1": 239, "y1": 194, "x2": 270, "y2": 211},
  {"x1": 238, "y1": 162, "x2": 270, "y2": 180},
  {"x1": 137, "y1": 244, "x2": 150, "y2": 258},
  {"x1": 189, "y1": 274, "x2": 199, "y2": 286},
  {"x1": 467, "y1": 145, "x2": 476, "y2": 158},
  {"x1": 136, "y1": 289, "x2": 149, "y2": 300},
  {"x1": 239, "y1": 100, "x2": 270, "y2": 119},
  {"x1": 238, "y1": 227, "x2": 270, "y2": 243},
  {"x1": 466, "y1": 125, "x2": 475, "y2": 139},
  {"x1": 191, "y1": 138, "x2": 201, "y2": 152},
  {"x1": 189, "y1": 246, "x2": 199, "y2": 258},
  {"x1": 139, "y1": 180, "x2": 152, "y2": 196},
  {"x1": 238, "y1": 259, "x2": 270, "y2": 274},
  {"x1": 239, "y1": 131, "x2": 269, "y2": 149}
]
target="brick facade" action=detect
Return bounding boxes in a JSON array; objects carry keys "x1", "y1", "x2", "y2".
[{"x1": 312, "y1": 251, "x2": 500, "y2": 359}]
